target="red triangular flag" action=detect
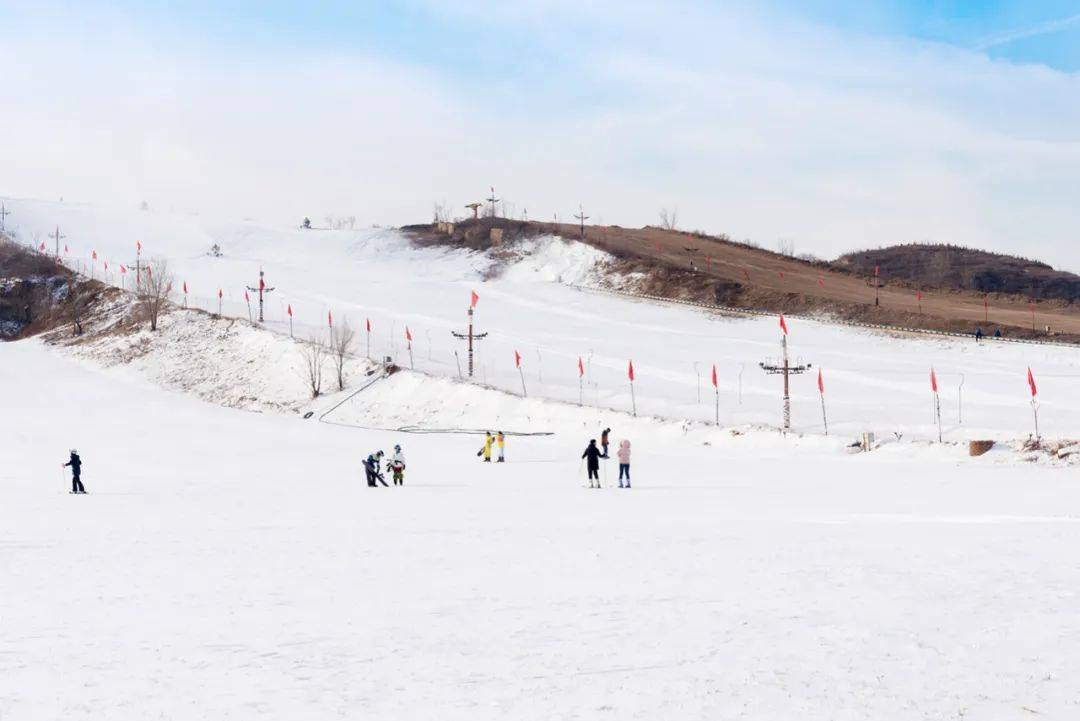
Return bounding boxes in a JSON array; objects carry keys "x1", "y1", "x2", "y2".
[
  {"x1": 287, "y1": 304, "x2": 293, "y2": 317},
  {"x1": 217, "y1": 288, "x2": 222, "y2": 299},
  {"x1": 259, "y1": 277, "x2": 265, "y2": 291},
  {"x1": 514, "y1": 350, "x2": 521, "y2": 368},
  {"x1": 778, "y1": 271, "x2": 785, "y2": 280},
  {"x1": 64, "y1": 244, "x2": 69, "y2": 254},
  {"x1": 916, "y1": 290, "x2": 922, "y2": 301},
  {"x1": 779, "y1": 314, "x2": 788, "y2": 335},
  {"x1": 930, "y1": 367, "x2": 938, "y2": 393},
  {"x1": 120, "y1": 265, "x2": 127, "y2": 274},
  {"x1": 328, "y1": 310, "x2": 333, "y2": 327},
  {"x1": 470, "y1": 290, "x2": 479, "y2": 309},
  {"x1": 406, "y1": 326, "x2": 413, "y2": 342},
  {"x1": 183, "y1": 281, "x2": 188, "y2": 294},
  {"x1": 92, "y1": 250, "x2": 97, "y2": 260},
  {"x1": 39, "y1": 242, "x2": 45, "y2": 251},
  {"x1": 1027, "y1": 367, "x2": 1037, "y2": 397},
  {"x1": 578, "y1": 357, "x2": 584, "y2": 377},
  {"x1": 136, "y1": 240, "x2": 142, "y2": 252},
  {"x1": 244, "y1": 290, "x2": 250, "y2": 302},
  {"x1": 817, "y1": 277, "x2": 825, "y2": 287},
  {"x1": 711, "y1": 364, "x2": 718, "y2": 388},
  {"x1": 366, "y1": 318, "x2": 371, "y2": 332},
  {"x1": 628, "y1": 360, "x2": 635, "y2": 382},
  {"x1": 817, "y1": 368, "x2": 824, "y2": 394}
]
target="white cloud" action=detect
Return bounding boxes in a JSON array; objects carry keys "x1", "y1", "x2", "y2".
[{"x1": 3, "y1": 1, "x2": 1080, "y2": 270}]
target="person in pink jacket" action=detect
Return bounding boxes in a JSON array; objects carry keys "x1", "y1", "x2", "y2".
[{"x1": 616, "y1": 440, "x2": 631, "y2": 489}]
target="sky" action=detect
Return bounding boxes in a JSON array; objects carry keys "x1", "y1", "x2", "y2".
[{"x1": 2, "y1": 1, "x2": 1080, "y2": 269}]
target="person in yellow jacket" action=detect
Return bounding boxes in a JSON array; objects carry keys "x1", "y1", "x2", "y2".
[
  {"x1": 477, "y1": 431, "x2": 494, "y2": 462},
  {"x1": 496, "y1": 431, "x2": 506, "y2": 463}
]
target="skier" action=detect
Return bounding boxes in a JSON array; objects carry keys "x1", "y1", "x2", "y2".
[
  {"x1": 616, "y1": 439, "x2": 632, "y2": 488},
  {"x1": 365, "y1": 451, "x2": 388, "y2": 487},
  {"x1": 975, "y1": 327, "x2": 984, "y2": 343},
  {"x1": 478, "y1": 431, "x2": 494, "y2": 462},
  {"x1": 582, "y1": 439, "x2": 603, "y2": 489},
  {"x1": 389, "y1": 445, "x2": 406, "y2": 486},
  {"x1": 496, "y1": 431, "x2": 506, "y2": 463},
  {"x1": 600, "y1": 427, "x2": 611, "y2": 458},
  {"x1": 62, "y1": 449, "x2": 86, "y2": 494}
]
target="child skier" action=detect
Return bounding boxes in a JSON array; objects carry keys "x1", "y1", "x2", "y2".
[
  {"x1": 582, "y1": 439, "x2": 603, "y2": 489},
  {"x1": 365, "y1": 451, "x2": 388, "y2": 487},
  {"x1": 616, "y1": 439, "x2": 631, "y2": 488},
  {"x1": 62, "y1": 449, "x2": 86, "y2": 494},
  {"x1": 496, "y1": 431, "x2": 506, "y2": 463},
  {"x1": 478, "y1": 432, "x2": 494, "y2": 462},
  {"x1": 389, "y1": 445, "x2": 406, "y2": 486},
  {"x1": 601, "y1": 427, "x2": 611, "y2": 458}
]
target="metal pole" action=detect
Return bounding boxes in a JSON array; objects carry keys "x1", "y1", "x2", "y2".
[
  {"x1": 467, "y1": 308, "x2": 474, "y2": 377},
  {"x1": 820, "y1": 393, "x2": 828, "y2": 435},
  {"x1": 782, "y1": 335, "x2": 791, "y2": 431},
  {"x1": 1032, "y1": 400, "x2": 1040, "y2": 442},
  {"x1": 935, "y1": 392, "x2": 942, "y2": 442},
  {"x1": 738, "y1": 363, "x2": 745, "y2": 405},
  {"x1": 958, "y1": 373, "x2": 965, "y2": 425},
  {"x1": 454, "y1": 351, "x2": 463, "y2": 378},
  {"x1": 630, "y1": 381, "x2": 636, "y2": 417},
  {"x1": 694, "y1": 362, "x2": 701, "y2": 404},
  {"x1": 715, "y1": 388, "x2": 720, "y2": 426},
  {"x1": 519, "y1": 367, "x2": 527, "y2": 397}
]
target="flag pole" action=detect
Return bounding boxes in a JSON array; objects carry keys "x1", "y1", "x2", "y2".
[
  {"x1": 818, "y1": 369, "x2": 828, "y2": 436},
  {"x1": 519, "y1": 366, "x2": 527, "y2": 397}
]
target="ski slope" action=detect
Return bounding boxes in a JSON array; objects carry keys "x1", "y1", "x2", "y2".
[
  {"x1": 4, "y1": 196, "x2": 1080, "y2": 442},
  {"x1": 4, "y1": 338, "x2": 1080, "y2": 720}
]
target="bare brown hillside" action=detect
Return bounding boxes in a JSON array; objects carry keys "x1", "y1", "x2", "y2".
[{"x1": 404, "y1": 219, "x2": 1080, "y2": 342}]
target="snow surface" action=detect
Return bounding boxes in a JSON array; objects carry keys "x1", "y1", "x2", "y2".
[
  {"x1": 4, "y1": 198, "x2": 1080, "y2": 718},
  {"x1": 4, "y1": 197, "x2": 1080, "y2": 443}
]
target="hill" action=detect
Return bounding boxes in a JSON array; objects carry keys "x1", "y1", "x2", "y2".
[
  {"x1": 405, "y1": 218, "x2": 1080, "y2": 340},
  {"x1": 835, "y1": 244, "x2": 1080, "y2": 302}
]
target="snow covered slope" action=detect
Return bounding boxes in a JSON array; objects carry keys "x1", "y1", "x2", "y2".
[
  {"x1": 4, "y1": 336, "x2": 1080, "y2": 720},
  {"x1": 5, "y1": 196, "x2": 1079, "y2": 443}
]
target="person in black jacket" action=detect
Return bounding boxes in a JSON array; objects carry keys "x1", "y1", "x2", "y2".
[
  {"x1": 62, "y1": 449, "x2": 86, "y2": 494},
  {"x1": 365, "y1": 451, "x2": 388, "y2": 487},
  {"x1": 582, "y1": 439, "x2": 604, "y2": 489}
]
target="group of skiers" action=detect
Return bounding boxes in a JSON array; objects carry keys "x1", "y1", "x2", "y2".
[
  {"x1": 364, "y1": 445, "x2": 407, "y2": 487},
  {"x1": 478, "y1": 431, "x2": 506, "y2": 463},
  {"x1": 582, "y1": 427, "x2": 632, "y2": 489}
]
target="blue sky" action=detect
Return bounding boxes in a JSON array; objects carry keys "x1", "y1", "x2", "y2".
[{"x1": 3, "y1": 1, "x2": 1080, "y2": 268}]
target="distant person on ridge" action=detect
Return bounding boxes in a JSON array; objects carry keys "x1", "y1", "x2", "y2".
[
  {"x1": 582, "y1": 439, "x2": 604, "y2": 489},
  {"x1": 601, "y1": 427, "x2": 611, "y2": 458},
  {"x1": 616, "y1": 440, "x2": 632, "y2": 489},
  {"x1": 62, "y1": 449, "x2": 86, "y2": 494},
  {"x1": 496, "y1": 431, "x2": 506, "y2": 463}
]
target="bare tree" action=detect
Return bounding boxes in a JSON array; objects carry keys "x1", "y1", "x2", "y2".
[
  {"x1": 142, "y1": 257, "x2": 173, "y2": 331},
  {"x1": 330, "y1": 320, "x2": 356, "y2": 391},
  {"x1": 776, "y1": 238, "x2": 795, "y2": 257},
  {"x1": 433, "y1": 201, "x2": 450, "y2": 224},
  {"x1": 300, "y1": 335, "x2": 326, "y2": 398},
  {"x1": 659, "y1": 207, "x2": 679, "y2": 231}
]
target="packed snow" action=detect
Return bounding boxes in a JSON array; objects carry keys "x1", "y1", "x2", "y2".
[{"x1": 4, "y1": 197, "x2": 1080, "y2": 719}]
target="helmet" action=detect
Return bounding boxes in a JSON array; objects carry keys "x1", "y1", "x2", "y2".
[
  {"x1": 394, "y1": 445, "x2": 401, "y2": 452},
  {"x1": 70, "y1": 449, "x2": 77, "y2": 454}
]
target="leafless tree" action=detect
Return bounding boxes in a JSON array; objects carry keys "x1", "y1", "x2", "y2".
[
  {"x1": 347, "y1": 215, "x2": 356, "y2": 230},
  {"x1": 659, "y1": 207, "x2": 679, "y2": 230},
  {"x1": 142, "y1": 257, "x2": 173, "y2": 331},
  {"x1": 300, "y1": 335, "x2": 326, "y2": 398},
  {"x1": 433, "y1": 201, "x2": 450, "y2": 224},
  {"x1": 776, "y1": 238, "x2": 795, "y2": 257},
  {"x1": 330, "y1": 319, "x2": 356, "y2": 391}
]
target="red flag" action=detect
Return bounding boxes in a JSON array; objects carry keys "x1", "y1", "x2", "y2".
[
  {"x1": 92, "y1": 250, "x2": 97, "y2": 261},
  {"x1": 217, "y1": 288, "x2": 222, "y2": 299},
  {"x1": 930, "y1": 367, "x2": 938, "y2": 393},
  {"x1": 328, "y1": 310, "x2": 333, "y2": 328},
  {"x1": 779, "y1": 314, "x2": 788, "y2": 335},
  {"x1": 470, "y1": 290, "x2": 479, "y2": 308},
  {"x1": 514, "y1": 350, "x2": 522, "y2": 368},
  {"x1": 136, "y1": 240, "x2": 142, "y2": 252},
  {"x1": 287, "y1": 304, "x2": 293, "y2": 317},
  {"x1": 244, "y1": 290, "x2": 250, "y2": 303},
  {"x1": 182, "y1": 281, "x2": 188, "y2": 294},
  {"x1": 120, "y1": 265, "x2": 127, "y2": 274},
  {"x1": 366, "y1": 318, "x2": 371, "y2": 332},
  {"x1": 578, "y1": 357, "x2": 585, "y2": 377},
  {"x1": 1027, "y1": 367, "x2": 1037, "y2": 397},
  {"x1": 874, "y1": 265, "x2": 880, "y2": 277},
  {"x1": 817, "y1": 368, "x2": 824, "y2": 394},
  {"x1": 39, "y1": 242, "x2": 45, "y2": 251},
  {"x1": 406, "y1": 326, "x2": 413, "y2": 342},
  {"x1": 916, "y1": 290, "x2": 922, "y2": 302},
  {"x1": 817, "y1": 277, "x2": 825, "y2": 288},
  {"x1": 628, "y1": 360, "x2": 635, "y2": 382},
  {"x1": 778, "y1": 271, "x2": 785, "y2": 280},
  {"x1": 259, "y1": 277, "x2": 265, "y2": 291},
  {"x1": 104, "y1": 261, "x2": 108, "y2": 271},
  {"x1": 64, "y1": 244, "x2": 69, "y2": 254},
  {"x1": 711, "y1": 364, "x2": 717, "y2": 388}
]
